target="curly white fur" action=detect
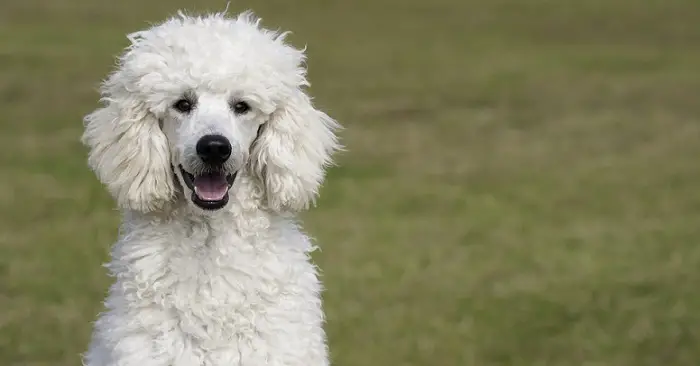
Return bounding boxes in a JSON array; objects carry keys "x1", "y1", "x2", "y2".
[{"x1": 81, "y1": 11, "x2": 340, "y2": 366}]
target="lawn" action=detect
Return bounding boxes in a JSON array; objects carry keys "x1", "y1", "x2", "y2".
[{"x1": 1, "y1": 0, "x2": 700, "y2": 365}]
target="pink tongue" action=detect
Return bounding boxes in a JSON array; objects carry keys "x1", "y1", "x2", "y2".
[{"x1": 194, "y1": 173, "x2": 228, "y2": 201}]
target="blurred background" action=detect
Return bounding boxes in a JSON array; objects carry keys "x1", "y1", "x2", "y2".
[{"x1": 1, "y1": 0, "x2": 700, "y2": 365}]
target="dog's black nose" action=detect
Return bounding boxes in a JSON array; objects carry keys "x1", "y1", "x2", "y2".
[{"x1": 196, "y1": 135, "x2": 232, "y2": 165}]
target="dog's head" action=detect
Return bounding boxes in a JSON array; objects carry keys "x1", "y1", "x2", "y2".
[{"x1": 82, "y1": 11, "x2": 340, "y2": 214}]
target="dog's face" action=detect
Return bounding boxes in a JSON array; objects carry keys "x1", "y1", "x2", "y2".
[
  {"x1": 162, "y1": 90, "x2": 267, "y2": 211},
  {"x1": 82, "y1": 12, "x2": 340, "y2": 215}
]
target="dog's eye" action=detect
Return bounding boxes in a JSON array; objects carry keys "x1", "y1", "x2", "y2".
[
  {"x1": 173, "y1": 99, "x2": 193, "y2": 113},
  {"x1": 231, "y1": 101, "x2": 251, "y2": 115}
]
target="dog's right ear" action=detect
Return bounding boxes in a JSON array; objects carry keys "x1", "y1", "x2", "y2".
[{"x1": 82, "y1": 79, "x2": 176, "y2": 213}]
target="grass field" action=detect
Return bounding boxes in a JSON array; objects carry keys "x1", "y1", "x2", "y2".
[{"x1": 1, "y1": 0, "x2": 700, "y2": 365}]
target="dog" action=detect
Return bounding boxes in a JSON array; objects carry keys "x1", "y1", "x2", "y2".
[{"x1": 81, "y1": 10, "x2": 340, "y2": 366}]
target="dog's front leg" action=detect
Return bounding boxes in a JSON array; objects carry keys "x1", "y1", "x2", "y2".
[{"x1": 82, "y1": 310, "x2": 186, "y2": 366}]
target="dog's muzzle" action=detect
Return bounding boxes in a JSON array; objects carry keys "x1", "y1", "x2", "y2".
[
  {"x1": 179, "y1": 165, "x2": 237, "y2": 210},
  {"x1": 178, "y1": 134, "x2": 238, "y2": 210}
]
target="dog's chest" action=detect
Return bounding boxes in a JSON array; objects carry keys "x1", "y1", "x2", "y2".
[
  {"x1": 118, "y1": 231, "x2": 325, "y2": 365},
  {"x1": 164, "y1": 243, "x2": 302, "y2": 330}
]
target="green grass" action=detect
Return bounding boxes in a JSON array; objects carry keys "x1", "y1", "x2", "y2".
[{"x1": 1, "y1": 0, "x2": 700, "y2": 365}]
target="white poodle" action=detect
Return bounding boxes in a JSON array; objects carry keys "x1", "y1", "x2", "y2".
[{"x1": 81, "y1": 10, "x2": 340, "y2": 366}]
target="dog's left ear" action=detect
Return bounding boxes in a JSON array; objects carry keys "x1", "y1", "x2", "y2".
[{"x1": 249, "y1": 90, "x2": 341, "y2": 212}]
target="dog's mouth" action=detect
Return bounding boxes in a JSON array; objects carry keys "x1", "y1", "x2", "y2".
[{"x1": 179, "y1": 165, "x2": 237, "y2": 210}]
